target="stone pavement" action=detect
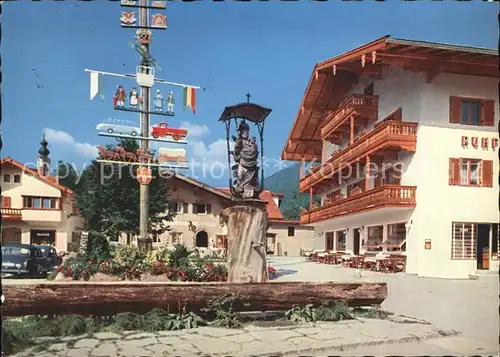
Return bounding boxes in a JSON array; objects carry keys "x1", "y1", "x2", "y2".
[{"x1": 13, "y1": 318, "x2": 455, "y2": 357}]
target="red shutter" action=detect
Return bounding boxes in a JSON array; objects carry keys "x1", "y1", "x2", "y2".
[
  {"x1": 481, "y1": 100, "x2": 495, "y2": 127},
  {"x1": 449, "y1": 158, "x2": 460, "y2": 185},
  {"x1": 481, "y1": 160, "x2": 493, "y2": 187},
  {"x1": 2, "y1": 196, "x2": 11, "y2": 208},
  {"x1": 449, "y1": 96, "x2": 461, "y2": 124},
  {"x1": 183, "y1": 202, "x2": 188, "y2": 214}
]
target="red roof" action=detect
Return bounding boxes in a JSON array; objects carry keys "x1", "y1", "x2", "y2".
[
  {"x1": 1, "y1": 157, "x2": 74, "y2": 195},
  {"x1": 217, "y1": 188, "x2": 284, "y2": 220}
]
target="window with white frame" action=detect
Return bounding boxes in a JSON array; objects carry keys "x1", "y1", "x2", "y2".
[
  {"x1": 170, "y1": 232, "x2": 182, "y2": 245},
  {"x1": 152, "y1": 233, "x2": 162, "y2": 244},
  {"x1": 168, "y1": 202, "x2": 184, "y2": 214},
  {"x1": 451, "y1": 222, "x2": 476, "y2": 260},
  {"x1": 460, "y1": 159, "x2": 481, "y2": 186},
  {"x1": 193, "y1": 203, "x2": 211, "y2": 215}
]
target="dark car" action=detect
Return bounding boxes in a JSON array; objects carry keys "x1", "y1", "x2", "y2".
[
  {"x1": 1, "y1": 244, "x2": 49, "y2": 278},
  {"x1": 35, "y1": 245, "x2": 62, "y2": 270}
]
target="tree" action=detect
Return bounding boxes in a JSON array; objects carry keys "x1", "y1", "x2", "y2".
[
  {"x1": 75, "y1": 139, "x2": 174, "y2": 244},
  {"x1": 54, "y1": 160, "x2": 81, "y2": 191}
]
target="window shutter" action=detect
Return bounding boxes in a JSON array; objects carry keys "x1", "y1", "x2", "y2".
[
  {"x1": 449, "y1": 96, "x2": 461, "y2": 124},
  {"x1": 192, "y1": 204, "x2": 198, "y2": 214},
  {"x1": 2, "y1": 196, "x2": 11, "y2": 208},
  {"x1": 449, "y1": 158, "x2": 460, "y2": 185},
  {"x1": 481, "y1": 100, "x2": 495, "y2": 127},
  {"x1": 481, "y1": 160, "x2": 493, "y2": 187},
  {"x1": 207, "y1": 204, "x2": 212, "y2": 214},
  {"x1": 183, "y1": 202, "x2": 188, "y2": 214}
]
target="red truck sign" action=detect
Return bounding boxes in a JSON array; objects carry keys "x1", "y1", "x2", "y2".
[{"x1": 151, "y1": 122, "x2": 188, "y2": 141}]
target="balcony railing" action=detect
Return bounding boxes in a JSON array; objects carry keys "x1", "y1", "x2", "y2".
[
  {"x1": 300, "y1": 185, "x2": 416, "y2": 225},
  {"x1": 321, "y1": 94, "x2": 379, "y2": 139},
  {"x1": 1, "y1": 208, "x2": 22, "y2": 219},
  {"x1": 300, "y1": 120, "x2": 418, "y2": 192}
]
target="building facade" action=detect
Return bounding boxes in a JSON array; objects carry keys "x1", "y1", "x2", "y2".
[
  {"x1": 281, "y1": 36, "x2": 498, "y2": 279},
  {"x1": 1, "y1": 136, "x2": 82, "y2": 252}
]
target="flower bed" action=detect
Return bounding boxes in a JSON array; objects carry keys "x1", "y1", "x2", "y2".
[{"x1": 57, "y1": 244, "x2": 228, "y2": 282}]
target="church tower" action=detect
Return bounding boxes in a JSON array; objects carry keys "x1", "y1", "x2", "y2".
[{"x1": 37, "y1": 133, "x2": 51, "y2": 177}]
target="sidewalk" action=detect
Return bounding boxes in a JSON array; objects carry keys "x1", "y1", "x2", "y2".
[{"x1": 14, "y1": 317, "x2": 457, "y2": 357}]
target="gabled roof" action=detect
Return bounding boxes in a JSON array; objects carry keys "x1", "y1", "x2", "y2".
[
  {"x1": 164, "y1": 171, "x2": 234, "y2": 201},
  {"x1": 1, "y1": 157, "x2": 74, "y2": 195},
  {"x1": 217, "y1": 188, "x2": 284, "y2": 220},
  {"x1": 281, "y1": 35, "x2": 498, "y2": 161}
]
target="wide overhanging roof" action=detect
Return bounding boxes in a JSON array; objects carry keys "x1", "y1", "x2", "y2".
[
  {"x1": 281, "y1": 35, "x2": 498, "y2": 161},
  {"x1": 219, "y1": 102, "x2": 272, "y2": 123}
]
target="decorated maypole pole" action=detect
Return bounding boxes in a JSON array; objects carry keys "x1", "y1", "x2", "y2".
[{"x1": 86, "y1": 0, "x2": 199, "y2": 251}]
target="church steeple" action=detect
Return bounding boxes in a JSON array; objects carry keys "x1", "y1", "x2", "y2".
[{"x1": 37, "y1": 133, "x2": 51, "y2": 177}]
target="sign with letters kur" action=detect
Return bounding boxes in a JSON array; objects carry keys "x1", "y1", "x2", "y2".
[{"x1": 461, "y1": 136, "x2": 498, "y2": 150}]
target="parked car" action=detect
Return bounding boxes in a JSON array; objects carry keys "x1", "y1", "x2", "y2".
[
  {"x1": 1, "y1": 244, "x2": 49, "y2": 278},
  {"x1": 35, "y1": 245, "x2": 62, "y2": 270},
  {"x1": 96, "y1": 123, "x2": 140, "y2": 136}
]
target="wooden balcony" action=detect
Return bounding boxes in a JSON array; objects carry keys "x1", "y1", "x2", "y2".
[
  {"x1": 300, "y1": 121, "x2": 417, "y2": 193},
  {"x1": 300, "y1": 185, "x2": 416, "y2": 225},
  {"x1": 2, "y1": 208, "x2": 22, "y2": 220},
  {"x1": 321, "y1": 94, "x2": 379, "y2": 140}
]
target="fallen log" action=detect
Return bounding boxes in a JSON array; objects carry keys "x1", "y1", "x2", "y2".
[{"x1": 2, "y1": 281, "x2": 387, "y2": 317}]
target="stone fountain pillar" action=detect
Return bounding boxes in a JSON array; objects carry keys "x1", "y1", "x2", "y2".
[{"x1": 222, "y1": 198, "x2": 268, "y2": 283}]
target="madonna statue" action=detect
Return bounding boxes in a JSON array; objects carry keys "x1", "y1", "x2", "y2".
[{"x1": 232, "y1": 121, "x2": 259, "y2": 198}]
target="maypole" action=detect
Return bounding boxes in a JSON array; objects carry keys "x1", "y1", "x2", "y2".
[{"x1": 88, "y1": 0, "x2": 199, "y2": 251}]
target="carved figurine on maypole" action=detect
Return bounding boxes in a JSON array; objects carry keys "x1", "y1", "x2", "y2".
[
  {"x1": 129, "y1": 87, "x2": 140, "y2": 109},
  {"x1": 113, "y1": 85, "x2": 127, "y2": 108},
  {"x1": 154, "y1": 89, "x2": 164, "y2": 112},
  {"x1": 166, "y1": 91, "x2": 175, "y2": 114}
]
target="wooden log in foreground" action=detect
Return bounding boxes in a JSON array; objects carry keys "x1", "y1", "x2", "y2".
[{"x1": 2, "y1": 281, "x2": 388, "y2": 317}]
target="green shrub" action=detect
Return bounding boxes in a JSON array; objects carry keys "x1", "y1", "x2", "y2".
[
  {"x1": 285, "y1": 304, "x2": 316, "y2": 323},
  {"x1": 168, "y1": 244, "x2": 191, "y2": 269},
  {"x1": 202, "y1": 294, "x2": 246, "y2": 328},
  {"x1": 114, "y1": 244, "x2": 146, "y2": 266},
  {"x1": 86, "y1": 231, "x2": 111, "y2": 261},
  {"x1": 315, "y1": 301, "x2": 353, "y2": 322},
  {"x1": 113, "y1": 312, "x2": 144, "y2": 330}
]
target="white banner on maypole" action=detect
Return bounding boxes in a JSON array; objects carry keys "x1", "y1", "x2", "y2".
[{"x1": 90, "y1": 72, "x2": 99, "y2": 100}]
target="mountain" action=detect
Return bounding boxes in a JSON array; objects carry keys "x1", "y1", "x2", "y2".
[{"x1": 264, "y1": 163, "x2": 311, "y2": 220}]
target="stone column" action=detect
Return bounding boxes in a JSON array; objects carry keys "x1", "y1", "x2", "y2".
[{"x1": 222, "y1": 199, "x2": 268, "y2": 283}]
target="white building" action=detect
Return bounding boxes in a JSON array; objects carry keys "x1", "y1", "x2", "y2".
[
  {"x1": 281, "y1": 36, "x2": 498, "y2": 279},
  {"x1": 1, "y1": 135, "x2": 82, "y2": 252}
]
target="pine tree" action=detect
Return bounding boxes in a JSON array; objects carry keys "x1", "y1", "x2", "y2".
[{"x1": 75, "y1": 139, "x2": 173, "y2": 240}]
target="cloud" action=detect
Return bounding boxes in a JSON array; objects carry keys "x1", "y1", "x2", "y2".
[
  {"x1": 44, "y1": 128, "x2": 98, "y2": 159},
  {"x1": 190, "y1": 138, "x2": 231, "y2": 161},
  {"x1": 179, "y1": 121, "x2": 210, "y2": 139}
]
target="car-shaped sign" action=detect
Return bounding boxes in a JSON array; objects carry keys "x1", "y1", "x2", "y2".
[{"x1": 96, "y1": 123, "x2": 141, "y2": 136}]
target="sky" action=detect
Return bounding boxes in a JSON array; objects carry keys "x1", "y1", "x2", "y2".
[{"x1": 2, "y1": 1, "x2": 497, "y2": 187}]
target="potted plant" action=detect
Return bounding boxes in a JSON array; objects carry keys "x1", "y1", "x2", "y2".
[{"x1": 482, "y1": 247, "x2": 489, "y2": 269}]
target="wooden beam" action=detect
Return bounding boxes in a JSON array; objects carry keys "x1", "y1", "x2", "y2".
[
  {"x1": 2, "y1": 282, "x2": 389, "y2": 317},
  {"x1": 365, "y1": 155, "x2": 370, "y2": 191},
  {"x1": 350, "y1": 116, "x2": 354, "y2": 145},
  {"x1": 309, "y1": 187, "x2": 313, "y2": 210},
  {"x1": 379, "y1": 52, "x2": 497, "y2": 67}
]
